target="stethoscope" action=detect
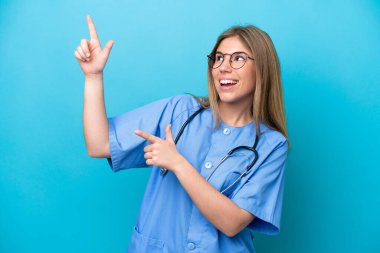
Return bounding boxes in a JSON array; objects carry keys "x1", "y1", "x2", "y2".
[{"x1": 160, "y1": 106, "x2": 259, "y2": 194}]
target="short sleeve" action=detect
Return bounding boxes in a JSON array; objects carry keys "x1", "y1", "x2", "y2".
[
  {"x1": 107, "y1": 94, "x2": 192, "y2": 172},
  {"x1": 231, "y1": 139, "x2": 288, "y2": 235}
]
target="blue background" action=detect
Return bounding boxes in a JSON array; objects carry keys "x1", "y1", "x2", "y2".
[{"x1": 1, "y1": 0, "x2": 379, "y2": 252}]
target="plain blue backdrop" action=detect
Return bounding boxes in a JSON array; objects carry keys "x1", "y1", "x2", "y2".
[{"x1": 0, "y1": 0, "x2": 379, "y2": 252}]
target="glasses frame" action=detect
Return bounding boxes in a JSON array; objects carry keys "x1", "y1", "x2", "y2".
[{"x1": 207, "y1": 51, "x2": 255, "y2": 70}]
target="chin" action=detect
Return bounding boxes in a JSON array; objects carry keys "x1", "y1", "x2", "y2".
[{"x1": 217, "y1": 94, "x2": 239, "y2": 104}]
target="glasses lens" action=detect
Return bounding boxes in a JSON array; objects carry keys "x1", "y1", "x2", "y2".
[
  {"x1": 213, "y1": 53, "x2": 224, "y2": 68},
  {"x1": 230, "y1": 53, "x2": 247, "y2": 69},
  {"x1": 208, "y1": 54, "x2": 215, "y2": 68},
  {"x1": 208, "y1": 53, "x2": 224, "y2": 69}
]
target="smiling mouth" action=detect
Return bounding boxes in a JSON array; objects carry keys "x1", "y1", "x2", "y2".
[{"x1": 220, "y1": 79, "x2": 239, "y2": 87}]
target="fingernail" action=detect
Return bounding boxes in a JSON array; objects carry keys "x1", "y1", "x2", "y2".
[{"x1": 86, "y1": 53, "x2": 90, "y2": 57}]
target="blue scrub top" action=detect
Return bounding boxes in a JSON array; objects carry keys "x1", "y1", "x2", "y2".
[{"x1": 107, "y1": 94, "x2": 288, "y2": 253}]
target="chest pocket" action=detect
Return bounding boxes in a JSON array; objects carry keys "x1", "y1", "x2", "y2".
[
  {"x1": 208, "y1": 152, "x2": 251, "y2": 198},
  {"x1": 221, "y1": 170, "x2": 243, "y2": 197},
  {"x1": 129, "y1": 226, "x2": 168, "y2": 253}
]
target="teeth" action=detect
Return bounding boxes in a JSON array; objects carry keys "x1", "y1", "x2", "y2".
[{"x1": 220, "y1": 79, "x2": 238, "y2": 85}]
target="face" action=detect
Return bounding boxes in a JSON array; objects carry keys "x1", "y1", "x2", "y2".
[{"x1": 211, "y1": 36, "x2": 256, "y2": 107}]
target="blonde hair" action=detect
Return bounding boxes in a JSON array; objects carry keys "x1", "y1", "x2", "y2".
[{"x1": 191, "y1": 25, "x2": 290, "y2": 146}]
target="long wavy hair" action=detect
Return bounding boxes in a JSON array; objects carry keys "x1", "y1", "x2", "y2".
[{"x1": 190, "y1": 25, "x2": 289, "y2": 146}]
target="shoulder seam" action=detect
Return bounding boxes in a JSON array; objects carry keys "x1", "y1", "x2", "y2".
[{"x1": 171, "y1": 96, "x2": 202, "y2": 125}]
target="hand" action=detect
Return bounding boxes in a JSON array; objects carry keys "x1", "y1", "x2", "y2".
[
  {"x1": 134, "y1": 124, "x2": 185, "y2": 173},
  {"x1": 74, "y1": 15, "x2": 114, "y2": 77}
]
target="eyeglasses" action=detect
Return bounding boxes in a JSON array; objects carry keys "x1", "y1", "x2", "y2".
[{"x1": 207, "y1": 51, "x2": 255, "y2": 69}]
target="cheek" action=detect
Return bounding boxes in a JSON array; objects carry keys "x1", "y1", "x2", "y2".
[
  {"x1": 244, "y1": 67, "x2": 256, "y2": 87},
  {"x1": 211, "y1": 70, "x2": 219, "y2": 85},
  {"x1": 251, "y1": 71, "x2": 256, "y2": 86},
  {"x1": 211, "y1": 69, "x2": 217, "y2": 80},
  {"x1": 249, "y1": 74, "x2": 256, "y2": 91}
]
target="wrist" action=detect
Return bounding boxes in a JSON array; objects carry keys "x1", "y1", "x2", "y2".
[
  {"x1": 171, "y1": 155, "x2": 188, "y2": 175},
  {"x1": 85, "y1": 73, "x2": 103, "y2": 81}
]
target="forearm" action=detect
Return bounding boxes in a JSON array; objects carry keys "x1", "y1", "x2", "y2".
[
  {"x1": 173, "y1": 158, "x2": 252, "y2": 237},
  {"x1": 83, "y1": 74, "x2": 110, "y2": 157}
]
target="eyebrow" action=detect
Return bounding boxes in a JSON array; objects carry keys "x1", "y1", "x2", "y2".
[{"x1": 215, "y1": 51, "x2": 249, "y2": 55}]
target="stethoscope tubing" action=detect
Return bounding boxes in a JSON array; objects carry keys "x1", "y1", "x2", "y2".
[
  {"x1": 159, "y1": 106, "x2": 259, "y2": 195},
  {"x1": 160, "y1": 107, "x2": 205, "y2": 176}
]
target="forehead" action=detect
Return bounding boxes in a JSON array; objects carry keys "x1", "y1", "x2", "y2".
[{"x1": 216, "y1": 36, "x2": 251, "y2": 54}]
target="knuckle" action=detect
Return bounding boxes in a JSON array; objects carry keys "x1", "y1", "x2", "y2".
[{"x1": 74, "y1": 52, "x2": 81, "y2": 59}]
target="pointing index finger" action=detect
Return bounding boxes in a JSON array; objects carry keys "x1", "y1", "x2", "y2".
[
  {"x1": 135, "y1": 130, "x2": 161, "y2": 143},
  {"x1": 86, "y1": 15, "x2": 100, "y2": 42}
]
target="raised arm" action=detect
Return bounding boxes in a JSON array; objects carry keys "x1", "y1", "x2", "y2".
[{"x1": 74, "y1": 16, "x2": 114, "y2": 157}]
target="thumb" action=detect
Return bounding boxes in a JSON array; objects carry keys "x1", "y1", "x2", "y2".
[
  {"x1": 165, "y1": 124, "x2": 174, "y2": 143},
  {"x1": 102, "y1": 40, "x2": 114, "y2": 58}
]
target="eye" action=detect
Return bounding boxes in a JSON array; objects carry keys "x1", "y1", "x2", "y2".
[
  {"x1": 232, "y1": 53, "x2": 247, "y2": 62},
  {"x1": 215, "y1": 53, "x2": 224, "y2": 62}
]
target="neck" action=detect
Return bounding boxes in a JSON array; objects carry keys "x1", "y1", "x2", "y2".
[{"x1": 218, "y1": 100, "x2": 253, "y2": 127}]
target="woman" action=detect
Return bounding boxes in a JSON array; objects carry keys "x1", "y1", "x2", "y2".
[{"x1": 75, "y1": 15, "x2": 289, "y2": 253}]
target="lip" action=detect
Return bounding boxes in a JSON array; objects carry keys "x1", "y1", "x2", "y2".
[
  {"x1": 219, "y1": 78, "x2": 239, "y2": 82},
  {"x1": 219, "y1": 78, "x2": 239, "y2": 92}
]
